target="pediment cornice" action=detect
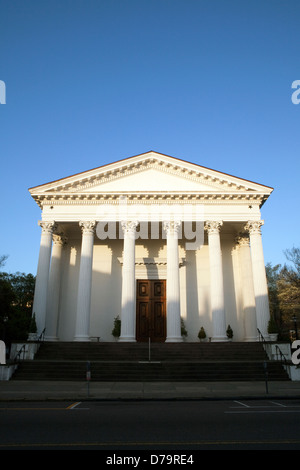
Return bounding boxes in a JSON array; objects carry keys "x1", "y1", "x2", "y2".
[
  {"x1": 44, "y1": 159, "x2": 249, "y2": 193},
  {"x1": 29, "y1": 151, "x2": 273, "y2": 208}
]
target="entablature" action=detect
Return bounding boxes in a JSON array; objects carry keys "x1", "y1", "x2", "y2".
[{"x1": 32, "y1": 191, "x2": 268, "y2": 209}]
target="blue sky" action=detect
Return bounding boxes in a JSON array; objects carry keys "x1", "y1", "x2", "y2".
[{"x1": 0, "y1": 0, "x2": 299, "y2": 275}]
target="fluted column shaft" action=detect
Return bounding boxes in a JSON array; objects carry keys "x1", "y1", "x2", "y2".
[
  {"x1": 164, "y1": 221, "x2": 183, "y2": 342},
  {"x1": 245, "y1": 221, "x2": 270, "y2": 339},
  {"x1": 236, "y1": 234, "x2": 257, "y2": 341},
  {"x1": 32, "y1": 221, "x2": 56, "y2": 336},
  {"x1": 74, "y1": 221, "x2": 96, "y2": 341},
  {"x1": 45, "y1": 234, "x2": 66, "y2": 341},
  {"x1": 119, "y1": 221, "x2": 138, "y2": 342},
  {"x1": 205, "y1": 221, "x2": 227, "y2": 341}
]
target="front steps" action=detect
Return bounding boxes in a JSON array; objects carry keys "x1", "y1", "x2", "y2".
[{"x1": 11, "y1": 341, "x2": 290, "y2": 382}]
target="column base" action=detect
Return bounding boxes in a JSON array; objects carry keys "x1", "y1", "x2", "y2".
[
  {"x1": 119, "y1": 336, "x2": 136, "y2": 342},
  {"x1": 165, "y1": 337, "x2": 183, "y2": 343},
  {"x1": 44, "y1": 336, "x2": 59, "y2": 341},
  {"x1": 244, "y1": 336, "x2": 259, "y2": 342},
  {"x1": 74, "y1": 335, "x2": 90, "y2": 342},
  {"x1": 211, "y1": 336, "x2": 228, "y2": 342}
]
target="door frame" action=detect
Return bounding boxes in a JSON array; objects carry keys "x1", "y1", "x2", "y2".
[{"x1": 136, "y1": 279, "x2": 166, "y2": 342}]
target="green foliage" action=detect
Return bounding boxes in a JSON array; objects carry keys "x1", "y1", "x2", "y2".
[
  {"x1": 198, "y1": 326, "x2": 206, "y2": 340},
  {"x1": 266, "y1": 262, "x2": 282, "y2": 320},
  {"x1": 111, "y1": 315, "x2": 121, "y2": 338},
  {"x1": 0, "y1": 257, "x2": 35, "y2": 342},
  {"x1": 226, "y1": 325, "x2": 233, "y2": 339},
  {"x1": 268, "y1": 316, "x2": 278, "y2": 334},
  {"x1": 181, "y1": 317, "x2": 188, "y2": 337},
  {"x1": 266, "y1": 247, "x2": 300, "y2": 339}
]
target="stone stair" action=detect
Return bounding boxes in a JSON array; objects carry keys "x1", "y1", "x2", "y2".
[{"x1": 11, "y1": 341, "x2": 290, "y2": 382}]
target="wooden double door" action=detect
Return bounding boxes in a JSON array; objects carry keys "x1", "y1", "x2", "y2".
[{"x1": 136, "y1": 280, "x2": 166, "y2": 342}]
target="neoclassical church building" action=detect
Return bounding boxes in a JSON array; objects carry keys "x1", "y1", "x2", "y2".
[{"x1": 29, "y1": 151, "x2": 273, "y2": 343}]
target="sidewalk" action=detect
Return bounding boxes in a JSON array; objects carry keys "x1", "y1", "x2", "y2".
[{"x1": 1, "y1": 380, "x2": 300, "y2": 401}]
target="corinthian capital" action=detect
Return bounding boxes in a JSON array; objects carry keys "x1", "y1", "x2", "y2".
[
  {"x1": 38, "y1": 221, "x2": 57, "y2": 234},
  {"x1": 121, "y1": 221, "x2": 139, "y2": 234},
  {"x1": 163, "y1": 220, "x2": 181, "y2": 235},
  {"x1": 52, "y1": 233, "x2": 67, "y2": 246},
  {"x1": 244, "y1": 220, "x2": 264, "y2": 235},
  {"x1": 79, "y1": 221, "x2": 96, "y2": 234},
  {"x1": 235, "y1": 233, "x2": 250, "y2": 247},
  {"x1": 204, "y1": 221, "x2": 223, "y2": 234}
]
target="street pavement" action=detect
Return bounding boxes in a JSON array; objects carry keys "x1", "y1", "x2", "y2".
[{"x1": 1, "y1": 379, "x2": 300, "y2": 401}]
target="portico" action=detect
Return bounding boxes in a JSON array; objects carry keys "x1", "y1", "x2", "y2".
[{"x1": 29, "y1": 151, "x2": 273, "y2": 343}]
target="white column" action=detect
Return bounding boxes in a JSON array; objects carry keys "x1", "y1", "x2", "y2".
[
  {"x1": 245, "y1": 221, "x2": 270, "y2": 339},
  {"x1": 164, "y1": 221, "x2": 183, "y2": 343},
  {"x1": 45, "y1": 234, "x2": 66, "y2": 341},
  {"x1": 32, "y1": 221, "x2": 57, "y2": 336},
  {"x1": 119, "y1": 221, "x2": 138, "y2": 342},
  {"x1": 74, "y1": 221, "x2": 96, "y2": 341},
  {"x1": 205, "y1": 221, "x2": 227, "y2": 341},
  {"x1": 236, "y1": 234, "x2": 257, "y2": 341}
]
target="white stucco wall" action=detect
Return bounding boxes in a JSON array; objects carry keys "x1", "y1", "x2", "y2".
[{"x1": 56, "y1": 231, "x2": 245, "y2": 342}]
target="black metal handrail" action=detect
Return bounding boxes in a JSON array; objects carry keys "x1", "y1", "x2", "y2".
[
  {"x1": 258, "y1": 328, "x2": 290, "y2": 362},
  {"x1": 13, "y1": 344, "x2": 26, "y2": 363},
  {"x1": 275, "y1": 345, "x2": 289, "y2": 365},
  {"x1": 257, "y1": 328, "x2": 267, "y2": 345},
  {"x1": 11, "y1": 328, "x2": 45, "y2": 364},
  {"x1": 258, "y1": 328, "x2": 292, "y2": 382},
  {"x1": 37, "y1": 328, "x2": 46, "y2": 342}
]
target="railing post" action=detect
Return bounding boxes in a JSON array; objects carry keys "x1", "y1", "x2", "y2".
[
  {"x1": 263, "y1": 361, "x2": 268, "y2": 394},
  {"x1": 86, "y1": 361, "x2": 91, "y2": 397}
]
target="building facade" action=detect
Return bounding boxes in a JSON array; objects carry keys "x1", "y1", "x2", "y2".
[{"x1": 29, "y1": 151, "x2": 273, "y2": 343}]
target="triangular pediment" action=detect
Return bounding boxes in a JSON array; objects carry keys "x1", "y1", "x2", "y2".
[
  {"x1": 29, "y1": 151, "x2": 273, "y2": 205},
  {"x1": 67, "y1": 164, "x2": 238, "y2": 193}
]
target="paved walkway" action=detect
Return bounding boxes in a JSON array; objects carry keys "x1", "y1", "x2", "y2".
[{"x1": 1, "y1": 380, "x2": 300, "y2": 401}]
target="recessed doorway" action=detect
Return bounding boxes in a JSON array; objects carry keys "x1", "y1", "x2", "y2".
[{"x1": 136, "y1": 279, "x2": 166, "y2": 342}]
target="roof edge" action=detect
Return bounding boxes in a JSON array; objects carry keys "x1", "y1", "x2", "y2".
[{"x1": 28, "y1": 150, "x2": 274, "y2": 193}]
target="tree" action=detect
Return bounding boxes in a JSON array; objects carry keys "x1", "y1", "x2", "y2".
[
  {"x1": 265, "y1": 249, "x2": 300, "y2": 340},
  {"x1": 0, "y1": 273, "x2": 15, "y2": 338},
  {"x1": 0, "y1": 256, "x2": 15, "y2": 339},
  {"x1": 266, "y1": 262, "x2": 282, "y2": 324},
  {"x1": 0, "y1": 256, "x2": 36, "y2": 342},
  {"x1": 284, "y1": 247, "x2": 300, "y2": 277},
  {"x1": 0, "y1": 255, "x2": 8, "y2": 268},
  {"x1": 5, "y1": 272, "x2": 36, "y2": 342},
  {"x1": 8, "y1": 272, "x2": 35, "y2": 312},
  {"x1": 277, "y1": 248, "x2": 300, "y2": 339}
]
